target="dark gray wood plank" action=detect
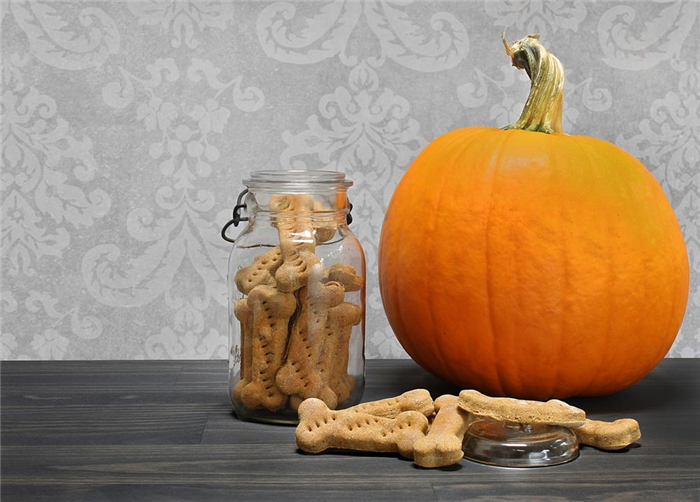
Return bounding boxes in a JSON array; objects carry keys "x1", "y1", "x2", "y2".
[
  {"x1": 1, "y1": 404, "x2": 210, "y2": 445},
  {"x1": 1, "y1": 360, "x2": 186, "y2": 388},
  {"x1": 2, "y1": 359, "x2": 699, "y2": 502}
]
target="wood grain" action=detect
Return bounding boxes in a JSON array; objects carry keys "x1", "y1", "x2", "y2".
[{"x1": 2, "y1": 359, "x2": 699, "y2": 501}]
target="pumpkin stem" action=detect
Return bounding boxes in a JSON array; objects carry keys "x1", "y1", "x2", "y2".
[{"x1": 503, "y1": 33, "x2": 565, "y2": 134}]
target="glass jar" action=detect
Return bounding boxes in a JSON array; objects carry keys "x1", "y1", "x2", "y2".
[{"x1": 221, "y1": 170, "x2": 365, "y2": 424}]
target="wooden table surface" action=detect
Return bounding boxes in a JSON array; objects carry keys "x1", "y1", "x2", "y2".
[{"x1": 1, "y1": 358, "x2": 699, "y2": 501}]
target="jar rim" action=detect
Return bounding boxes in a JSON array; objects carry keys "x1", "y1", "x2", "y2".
[{"x1": 243, "y1": 170, "x2": 353, "y2": 191}]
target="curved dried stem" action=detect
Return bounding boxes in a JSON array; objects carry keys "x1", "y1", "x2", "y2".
[{"x1": 503, "y1": 34, "x2": 565, "y2": 134}]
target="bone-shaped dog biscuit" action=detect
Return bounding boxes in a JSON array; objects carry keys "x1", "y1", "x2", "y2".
[
  {"x1": 458, "y1": 389, "x2": 586, "y2": 427},
  {"x1": 239, "y1": 285, "x2": 296, "y2": 411},
  {"x1": 233, "y1": 246, "x2": 282, "y2": 295},
  {"x1": 349, "y1": 389, "x2": 435, "y2": 419},
  {"x1": 296, "y1": 398, "x2": 429, "y2": 459},
  {"x1": 312, "y1": 199, "x2": 338, "y2": 244},
  {"x1": 314, "y1": 225, "x2": 337, "y2": 244},
  {"x1": 231, "y1": 299, "x2": 253, "y2": 405},
  {"x1": 326, "y1": 263, "x2": 364, "y2": 292},
  {"x1": 572, "y1": 418, "x2": 641, "y2": 450},
  {"x1": 271, "y1": 193, "x2": 321, "y2": 292},
  {"x1": 413, "y1": 394, "x2": 475, "y2": 468},
  {"x1": 319, "y1": 301, "x2": 362, "y2": 405},
  {"x1": 276, "y1": 281, "x2": 345, "y2": 403}
]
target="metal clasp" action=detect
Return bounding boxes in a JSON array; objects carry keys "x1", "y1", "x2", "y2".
[
  {"x1": 221, "y1": 188, "x2": 249, "y2": 243},
  {"x1": 221, "y1": 188, "x2": 355, "y2": 244}
]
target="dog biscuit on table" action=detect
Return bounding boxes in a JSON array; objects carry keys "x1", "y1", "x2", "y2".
[
  {"x1": 572, "y1": 418, "x2": 641, "y2": 450},
  {"x1": 292, "y1": 389, "x2": 643, "y2": 468},
  {"x1": 348, "y1": 389, "x2": 435, "y2": 419},
  {"x1": 413, "y1": 394, "x2": 475, "y2": 468},
  {"x1": 458, "y1": 389, "x2": 586, "y2": 427},
  {"x1": 296, "y1": 398, "x2": 429, "y2": 459}
]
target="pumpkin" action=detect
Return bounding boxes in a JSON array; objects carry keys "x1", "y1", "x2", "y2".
[{"x1": 378, "y1": 34, "x2": 689, "y2": 400}]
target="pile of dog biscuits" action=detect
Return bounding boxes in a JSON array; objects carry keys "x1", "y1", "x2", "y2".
[
  {"x1": 296, "y1": 389, "x2": 642, "y2": 468},
  {"x1": 231, "y1": 193, "x2": 363, "y2": 414}
]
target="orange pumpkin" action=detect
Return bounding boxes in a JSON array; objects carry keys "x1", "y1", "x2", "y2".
[{"x1": 378, "y1": 35, "x2": 689, "y2": 400}]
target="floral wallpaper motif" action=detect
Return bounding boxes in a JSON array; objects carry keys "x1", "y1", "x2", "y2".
[{"x1": 2, "y1": 1, "x2": 699, "y2": 360}]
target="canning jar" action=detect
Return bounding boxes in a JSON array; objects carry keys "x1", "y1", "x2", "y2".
[{"x1": 221, "y1": 170, "x2": 365, "y2": 424}]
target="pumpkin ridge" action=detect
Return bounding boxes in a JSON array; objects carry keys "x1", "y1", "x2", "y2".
[
  {"x1": 570, "y1": 136, "x2": 687, "y2": 395},
  {"x1": 561, "y1": 136, "x2": 621, "y2": 396},
  {"x1": 424, "y1": 127, "x2": 491, "y2": 380},
  {"x1": 428, "y1": 127, "x2": 486, "y2": 384},
  {"x1": 484, "y1": 129, "x2": 519, "y2": 397},
  {"x1": 451, "y1": 128, "x2": 504, "y2": 390},
  {"x1": 659, "y1": 259, "x2": 687, "y2": 361},
  {"x1": 540, "y1": 135, "x2": 569, "y2": 398},
  {"x1": 424, "y1": 130, "x2": 454, "y2": 373},
  {"x1": 378, "y1": 188, "x2": 406, "y2": 357},
  {"x1": 594, "y1": 136, "x2": 658, "y2": 395},
  {"x1": 665, "y1": 203, "x2": 691, "y2": 358},
  {"x1": 385, "y1": 185, "x2": 414, "y2": 359},
  {"x1": 580, "y1": 138, "x2": 618, "y2": 395},
  {"x1": 623, "y1": 145, "x2": 687, "y2": 381},
  {"x1": 381, "y1": 128, "x2": 479, "y2": 369},
  {"x1": 638, "y1": 158, "x2": 689, "y2": 368}
]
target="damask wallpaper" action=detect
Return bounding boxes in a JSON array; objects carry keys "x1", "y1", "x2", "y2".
[{"x1": 2, "y1": 0, "x2": 699, "y2": 361}]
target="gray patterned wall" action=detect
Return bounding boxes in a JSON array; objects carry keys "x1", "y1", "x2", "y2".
[{"x1": 2, "y1": 0, "x2": 699, "y2": 360}]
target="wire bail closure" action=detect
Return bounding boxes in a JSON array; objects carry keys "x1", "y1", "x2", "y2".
[
  {"x1": 220, "y1": 188, "x2": 249, "y2": 243},
  {"x1": 220, "y1": 188, "x2": 354, "y2": 244}
]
